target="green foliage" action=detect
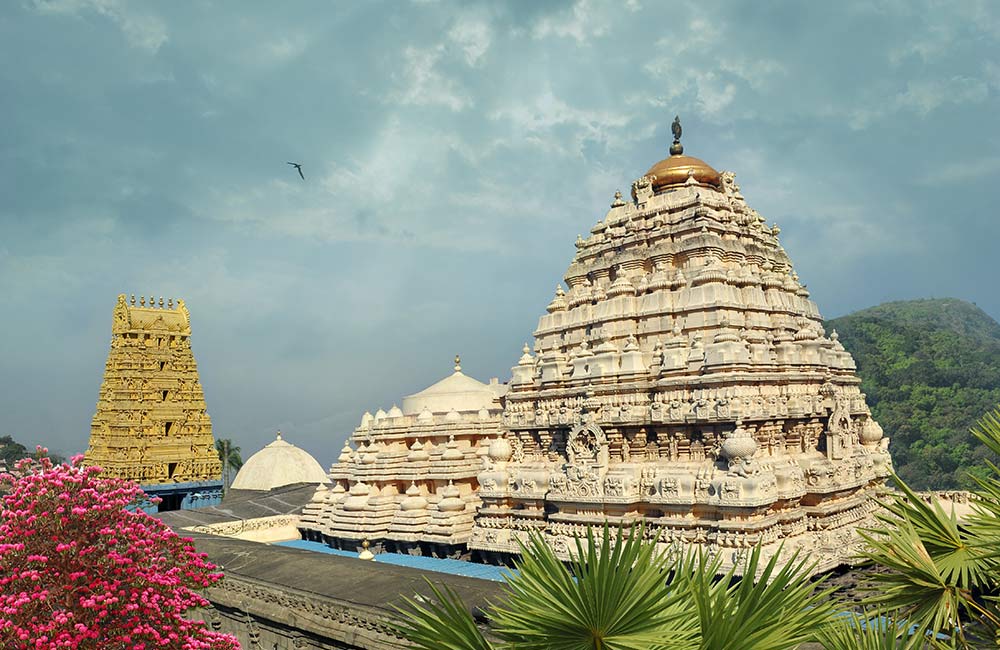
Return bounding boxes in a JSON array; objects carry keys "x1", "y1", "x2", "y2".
[
  {"x1": 489, "y1": 527, "x2": 697, "y2": 650},
  {"x1": 391, "y1": 581, "x2": 493, "y2": 650},
  {"x1": 0, "y1": 435, "x2": 28, "y2": 465},
  {"x1": 827, "y1": 298, "x2": 1000, "y2": 489},
  {"x1": 677, "y1": 545, "x2": 835, "y2": 650},
  {"x1": 394, "y1": 528, "x2": 839, "y2": 650},
  {"x1": 215, "y1": 438, "x2": 243, "y2": 489},
  {"x1": 859, "y1": 476, "x2": 996, "y2": 642},
  {"x1": 855, "y1": 407, "x2": 1000, "y2": 647},
  {"x1": 817, "y1": 612, "x2": 926, "y2": 650},
  {"x1": 966, "y1": 410, "x2": 1000, "y2": 568}
]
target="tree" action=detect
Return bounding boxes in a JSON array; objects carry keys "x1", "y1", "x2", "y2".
[
  {"x1": 215, "y1": 438, "x2": 243, "y2": 491},
  {"x1": 393, "y1": 526, "x2": 834, "y2": 650},
  {"x1": 0, "y1": 451, "x2": 239, "y2": 649},
  {"x1": 0, "y1": 435, "x2": 28, "y2": 466}
]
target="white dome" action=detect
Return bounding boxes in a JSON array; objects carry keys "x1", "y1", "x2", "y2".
[
  {"x1": 401, "y1": 369, "x2": 504, "y2": 416},
  {"x1": 230, "y1": 432, "x2": 330, "y2": 491}
]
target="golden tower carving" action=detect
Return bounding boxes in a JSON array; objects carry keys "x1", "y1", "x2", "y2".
[{"x1": 84, "y1": 294, "x2": 222, "y2": 485}]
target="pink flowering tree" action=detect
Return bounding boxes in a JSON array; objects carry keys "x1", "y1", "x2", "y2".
[{"x1": 0, "y1": 450, "x2": 239, "y2": 649}]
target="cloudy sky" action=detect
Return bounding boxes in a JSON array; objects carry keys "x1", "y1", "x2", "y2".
[{"x1": 2, "y1": 0, "x2": 998, "y2": 465}]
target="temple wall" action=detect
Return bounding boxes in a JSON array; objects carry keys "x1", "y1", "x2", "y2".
[{"x1": 190, "y1": 534, "x2": 500, "y2": 650}]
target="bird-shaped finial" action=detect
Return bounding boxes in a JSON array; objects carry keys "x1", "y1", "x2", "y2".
[{"x1": 670, "y1": 115, "x2": 684, "y2": 155}]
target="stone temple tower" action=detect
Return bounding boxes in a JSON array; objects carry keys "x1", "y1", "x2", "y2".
[
  {"x1": 468, "y1": 119, "x2": 892, "y2": 572},
  {"x1": 84, "y1": 294, "x2": 223, "y2": 511}
]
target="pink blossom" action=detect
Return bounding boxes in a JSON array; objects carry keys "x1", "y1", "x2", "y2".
[{"x1": 0, "y1": 454, "x2": 239, "y2": 649}]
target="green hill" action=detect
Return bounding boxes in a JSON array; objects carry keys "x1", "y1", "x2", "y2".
[{"x1": 826, "y1": 298, "x2": 1000, "y2": 489}]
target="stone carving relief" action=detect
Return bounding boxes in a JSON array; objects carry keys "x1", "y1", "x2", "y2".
[{"x1": 566, "y1": 421, "x2": 609, "y2": 467}]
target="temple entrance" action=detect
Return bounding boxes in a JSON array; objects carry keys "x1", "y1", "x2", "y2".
[{"x1": 156, "y1": 492, "x2": 183, "y2": 512}]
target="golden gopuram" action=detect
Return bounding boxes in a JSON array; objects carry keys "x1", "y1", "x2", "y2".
[{"x1": 84, "y1": 294, "x2": 223, "y2": 511}]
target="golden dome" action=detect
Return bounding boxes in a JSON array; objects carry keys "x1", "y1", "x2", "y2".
[
  {"x1": 645, "y1": 153, "x2": 721, "y2": 192},
  {"x1": 643, "y1": 115, "x2": 721, "y2": 193}
]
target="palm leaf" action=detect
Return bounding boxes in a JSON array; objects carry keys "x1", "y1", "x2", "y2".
[
  {"x1": 879, "y1": 478, "x2": 991, "y2": 588},
  {"x1": 488, "y1": 525, "x2": 698, "y2": 650},
  {"x1": 817, "y1": 610, "x2": 935, "y2": 650},
  {"x1": 679, "y1": 544, "x2": 835, "y2": 650},
  {"x1": 859, "y1": 474, "x2": 996, "y2": 642},
  {"x1": 391, "y1": 580, "x2": 494, "y2": 650},
  {"x1": 966, "y1": 411, "x2": 1000, "y2": 569}
]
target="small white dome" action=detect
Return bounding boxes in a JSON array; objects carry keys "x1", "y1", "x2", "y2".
[
  {"x1": 230, "y1": 432, "x2": 330, "y2": 491},
  {"x1": 401, "y1": 363, "x2": 505, "y2": 416}
]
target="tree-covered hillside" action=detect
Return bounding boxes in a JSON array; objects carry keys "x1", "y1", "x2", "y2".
[{"x1": 827, "y1": 298, "x2": 1000, "y2": 489}]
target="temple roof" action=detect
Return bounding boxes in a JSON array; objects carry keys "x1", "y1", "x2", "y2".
[
  {"x1": 231, "y1": 432, "x2": 329, "y2": 491},
  {"x1": 112, "y1": 294, "x2": 192, "y2": 336},
  {"x1": 641, "y1": 116, "x2": 721, "y2": 194},
  {"x1": 401, "y1": 357, "x2": 504, "y2": 415},
  {"x1": 644, "y1": 153, "x2": 721, "y2": 192}
]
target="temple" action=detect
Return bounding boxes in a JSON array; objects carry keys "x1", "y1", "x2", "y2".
[
  {"x1": 301, "y1": 357, "x2": 505, "y2": 556},
  {"x1": 84, "y1": 294, "x2": 223, "y2": 511},
  {"x1": 301, "y1": 118, "x2": 892, "y2": 572}
]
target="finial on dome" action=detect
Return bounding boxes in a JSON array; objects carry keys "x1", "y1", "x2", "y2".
[
  {"x1": 611, "y1": 190, "x2": 626, "y2": 207},
  {"x1": 358, "y1": 539, "x2": 375, "y2": 561},
  {"x1": 276, "y1": 430, "x2": 283, "y2": 441},
  {"x1": 670, "y1": 115, "x2": 684, "y2": 155},
  {"x1": 454, "y1": 355, "x2": 461, "y2": 372}
]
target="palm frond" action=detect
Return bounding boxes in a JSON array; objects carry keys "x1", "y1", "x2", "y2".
[
  {"x1": 859, "y1": 474, "x2": 995, "y2": 642},
  {"x1": 488, "y1": 525, "x2": 698, "y2": 650},
  {"x1": 873, "y1": 477, "x2": 992, "y2": 589},
  {"x1": 391, "y1": 580, "x2": 495, "y2": 650},
  {"x1": 680, "y1": 544, "x2": 835, "y2": 650},
  {"x1": 817, "y1": 610, "x2": 933, "y2": 650},
  {"x1": 966, "y1": 411, "x2": 1000, "y2": 568}
]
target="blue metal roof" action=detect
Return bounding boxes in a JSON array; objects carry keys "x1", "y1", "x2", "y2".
[{"x1": 276, "y1": 539, "x2": 516, "y2": 582}]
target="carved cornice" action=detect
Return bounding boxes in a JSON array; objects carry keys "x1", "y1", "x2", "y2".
[
  {"x1": 186, "y1": 515, "x2": 300, "y2": 538},
  {"x1": 208, "y1": 573, "x2": 404, "y2": 649}
]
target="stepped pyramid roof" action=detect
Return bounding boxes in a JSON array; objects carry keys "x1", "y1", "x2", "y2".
[{"x1": 468, "y1": 117, "x2": 891, "y2": 573}]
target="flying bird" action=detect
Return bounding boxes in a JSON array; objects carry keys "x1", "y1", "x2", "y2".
[{"x1": 287, "y1": 162, "x2": 305, "y2": 180}]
